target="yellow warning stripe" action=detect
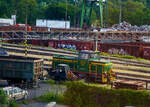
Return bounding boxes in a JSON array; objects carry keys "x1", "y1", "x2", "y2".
[{"x1": 53, "y1": 58, "x2": 77, "y2": 63}]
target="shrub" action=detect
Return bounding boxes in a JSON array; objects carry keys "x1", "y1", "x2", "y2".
[
  {"x1": 100, "y1": 52, "x2": 110, "y2": 56},
  {"x1": 0, "y1": 89, "x2": 8, "y2": 104},
  {"x1": 46, "y1": 79, "x2": 55, "y2": 85},
  {"x1": 22, "y1": 100, "x2": 28, "y2": 105},
  {"x1": 34, "y1": 92, "x2": 64, "y2": 104},
  {"x1": 8, "y1": 101, "x2": 18, "y2": 107},
  {"x1": 64, "y1": 81, "x2": 150, "y2": 107}
]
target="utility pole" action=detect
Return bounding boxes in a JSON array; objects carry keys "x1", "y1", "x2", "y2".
[
  {"x1": 99, "y1": 0, "x2": 104, "y2": 28},
  {"x1": 25, "y1": 5, "x2": 28, "y2": 57},
  {"x1": 25, "y1": 6, "x2": 28, "y2": 32},
  {"x1": 80, "y1": 0, "x2": 86, "y2": 28},
  {"x1": 105, "y1": 0, "x2": 108, "y2": 27},
  {"x1": 74, "y1": 0, "x2": 77, "y2": 27},
  {"x1": 65, "y1": 0, "x2": 68, "y2": 29},
  {"x1": 119, "y1": 0, "x2": 122, "y2": 24}
]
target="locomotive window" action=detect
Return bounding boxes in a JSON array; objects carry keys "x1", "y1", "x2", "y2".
[
  {"x1": 103, "y1": 66, "x2": 108, "y2": 73},
  {"x1": 79, "y1": 53, "x2": 89, "y2": 59},
  {"x1": 97, "y1": 65, "x2": 102, "y2": 73},
  {"x1": 89, "y1": 53, "x2": 100, "y2": 59},
  {"x1": 91, "y1": 65, "x2": 96, "y2": 71}
]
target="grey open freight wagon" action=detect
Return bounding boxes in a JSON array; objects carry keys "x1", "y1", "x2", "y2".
[{"x1": 0, "y1": 55, "x2": 43, "y2": 87}]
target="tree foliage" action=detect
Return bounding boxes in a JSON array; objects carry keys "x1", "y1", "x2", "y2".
[
  {"x1": 0, "y1": 0, "x2": 150, "y2": 26},
  {"x1": 0, "y1": 89, "x2": 8, "y2": 104}
]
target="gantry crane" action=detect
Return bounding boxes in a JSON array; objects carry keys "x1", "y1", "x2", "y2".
[{"x1": 80, "y1": 0, "x2": 107, "y2": 28}]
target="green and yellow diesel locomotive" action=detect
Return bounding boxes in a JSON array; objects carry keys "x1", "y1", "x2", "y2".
[{"x1": 51, "y1": 50, "x2": 115, "y2": 83}]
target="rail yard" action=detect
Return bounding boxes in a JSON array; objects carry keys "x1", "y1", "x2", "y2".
[
  {"x1": 1, "y1": 0, "x2": 150, "y2": 107},
  {"x1": 0, "y1": 23, "x2": 150, "y2": 107},
  {"x1": 0, "y1": 27, "x2": 150, "y2": 97},
  {"x1": 0, "y1": 43, "x2": 150, "y2": 89}
]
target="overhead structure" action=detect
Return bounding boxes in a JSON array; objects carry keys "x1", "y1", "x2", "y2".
[{"x1": 80, "y1": 0, "x2": 107, "y2": 28}]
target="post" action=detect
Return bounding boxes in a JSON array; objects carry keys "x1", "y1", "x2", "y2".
[
  {"x1": 99, "y1": 0, "x2": 103, "y2": 28},
  {"x1": 146, "y1": 81, "x2": 148, "y2": 90},
  {"x1": 95, "y1": 36, "x2": 98, "y2": 52},
  {"x1": 2, "y1": 32, "x2": 3, "y2": 44},
  {"x1": 65, "y1": 0, "x2": 68, "y2": 29},
  {"x1": 25, "y1": 6, "x2": 28, "y2": 32},
  {"x1": 80, "y1": 0, "x2": 86, "y2": 28},
  {"x1": 105, "y1": 0, "x2": 108, "y2": 27},
  {"x1": 119, "y1": 0, "x2": 122, "y2": 23}
]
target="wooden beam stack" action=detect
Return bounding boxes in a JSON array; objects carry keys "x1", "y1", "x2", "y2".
[{"x1": 112, "y1": 79, "x2": 145, "y2": 90}]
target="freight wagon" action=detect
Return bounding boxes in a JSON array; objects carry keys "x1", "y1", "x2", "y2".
[
  {"x1": 0, "y1": 25, "x2": 48, "y2": 32},
  {"x1": 4, "y1": 39, "x2": 150, "y2": 60},
  {"x1": 0, "y1": 55, "x2": 43, "y2": 87},
  {"x1": 0, "y1": 25, "x2": 83, "y2": 32}
]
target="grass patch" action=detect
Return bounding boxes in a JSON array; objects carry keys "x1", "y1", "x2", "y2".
[
  {"x1": 112, "y1": 54, "x2": 136, "y2": 59},
  {"x1": 34, "y1": 92, "x2": 64, "y2": 104},
  {"x1": 100, "y1": 52, "x2": 150, "y2": 63},
  {"x1": 64, "y1": 48, "x2": 77, "y2": 52},
  {"x1": 100, "y1": 52, "x2": 110, "y2": 56},
  {"x1": 45, "y1": 79, "x2": 69, "y2": 86},
  {"x1": 45, "y1": 79, "x2": 55, "y2": 85},
  {"x1": 8, "y1": 101, "x2": 19, "y2": 107},
  {"x1": 22, "y1": 100, "x2": 29, "y2": 105}
]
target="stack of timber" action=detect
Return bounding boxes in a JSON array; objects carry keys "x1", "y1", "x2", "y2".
[{"x1": 112, "y1": 79, "x2": 145, "y2": 90}]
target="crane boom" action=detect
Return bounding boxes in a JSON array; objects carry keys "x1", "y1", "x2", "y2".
[{"x1": 80, "y1": 0, "x2": 107, "y2": 28}]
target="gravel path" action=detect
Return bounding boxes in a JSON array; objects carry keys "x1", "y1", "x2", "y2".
[{"x1": 26, "y1": 81, "x2": 66, "y2": 100}]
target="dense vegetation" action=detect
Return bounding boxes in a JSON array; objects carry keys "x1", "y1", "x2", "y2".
[
  {"x1": 0, "y1": 89, "x2": 19, "y2": 107},
  {"x1": 0, "y1": 0, "x2": 150, "y2": 27},
  {"x1": 64, "y1": 81, "x2": 150, "y2": 107}
]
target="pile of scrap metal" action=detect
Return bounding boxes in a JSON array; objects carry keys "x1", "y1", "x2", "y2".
[
  {"x1": 110, "y1": 21, "x2": 150, "y2": 32},
  {"x1": 112, "y1": 79, "x2": 145, "y2": 90}
]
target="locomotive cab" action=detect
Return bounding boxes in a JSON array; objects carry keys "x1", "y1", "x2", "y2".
[
  {"x1": 78, "y1": 50, "x2": 100, "y2": 60},
  {"x1": 50, "y1": 64, "x2": 69, "y2": 81},
  {"x1": 78, "y1": 50, "x2": 115, "y2": 83}
]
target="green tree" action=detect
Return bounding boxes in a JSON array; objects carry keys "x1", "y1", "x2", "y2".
[
  {"x1": 0, "y1": 0, "x2": 9, "y2": 18},
  {"x1": 45, "y1": 3, "x2": 80, "y2": 26},
  {"x1": 16, "y1": 0, "x2": 38, "y2": 24},
  {"x1": 122, "y1": 0, "x2": 145, "y2": 25}
]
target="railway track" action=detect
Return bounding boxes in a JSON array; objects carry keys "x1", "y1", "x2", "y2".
[
  {"x1": 101, "y1": 56, "x2": 150, "y2": 68},
  {"x1": 2, "y1": 43, "x2": 150, "y2": 83},
  {"x1": 2, "y1": 44, "x2": 77, "y2": 55},
  {"x1": 3, "y1": 43, "x2": 150, "y2": 67}
]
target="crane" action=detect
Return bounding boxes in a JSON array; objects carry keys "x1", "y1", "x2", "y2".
[{"x1": 80, "y1": 0, "x2": 107, "y2": 28}]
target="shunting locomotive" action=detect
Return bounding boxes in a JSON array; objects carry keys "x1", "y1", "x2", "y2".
[{"x1": 50, "y1": 50, "x2": 115, "y2": 83}]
